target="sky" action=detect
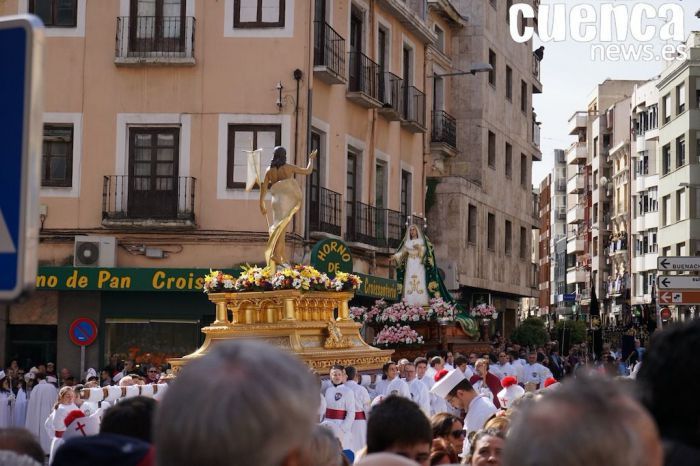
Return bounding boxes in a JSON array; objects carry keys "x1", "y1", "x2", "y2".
[{"x1": 531, "y1": 0, "x2": 700, "y2": 187}]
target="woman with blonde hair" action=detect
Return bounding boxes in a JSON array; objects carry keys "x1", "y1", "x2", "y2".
[{"x1": 45, "y1": 386, "x2": 78, "y2": 463}]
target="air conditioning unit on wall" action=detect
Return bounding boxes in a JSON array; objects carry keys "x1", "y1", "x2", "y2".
[
  {"x1": 438, "y1": 262, "x2": 459, "y2": 291},
  {"x1": 74, "y1": 236, "x2": 117, "y2": 267}
]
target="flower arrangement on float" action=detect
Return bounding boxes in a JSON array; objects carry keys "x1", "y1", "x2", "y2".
[
  {"x1": 470, "y1": 303, "x2": 498, "y2": 319},
  {"x1": 350, "y1": 297, "x2": 457, "y2": 324},
  {"x1": 373, "y1": 325, "x2": 424, "y2": 346},
  {"x1": 202, "y1": 265, "x2": 362, "y2": 294}
]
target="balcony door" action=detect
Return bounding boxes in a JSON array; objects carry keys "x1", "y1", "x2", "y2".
[
  {"x1": 308, "y1": 132, "x2": 322, "y2": 230},
  {"x1": 346, "y1": 152, "x2": 358, "y2": 239},
  {"x1": 375, "y1": 162, "x2": 387, "y2": 242},
  {"x1": 348, "y1": 6, "x2": 363, "y2": 90},
  {"x1": 377, "y1": 27, "x2": 387, "y2": 102},
  {"x1": 128, "y1": 128, "x2": 179, "y2": 219},
  {"x1": 129, "y1": 0, "x2": 186, "y2": 54}
]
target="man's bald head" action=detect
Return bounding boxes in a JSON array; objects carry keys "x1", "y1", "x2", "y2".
[{"x1": 503, "y1": 376, "x2": 662, "y2": 466}]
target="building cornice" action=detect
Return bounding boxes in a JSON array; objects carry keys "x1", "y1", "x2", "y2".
[
  {"x1": 377, "y1": 0, "x2": 437, "y2": 44},
  {"x1": 427, "y1": 0, "x2": 467, "y2": 28}
]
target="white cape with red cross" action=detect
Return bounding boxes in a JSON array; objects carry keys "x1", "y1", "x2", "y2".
[{"x1": 63, "y1": 410, "x2": 100, "y2": 440}]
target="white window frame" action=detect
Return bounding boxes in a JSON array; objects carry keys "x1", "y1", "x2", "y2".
[
  {"x1": 375, "y1": 13, "x2": 392, "y2": 72},
  {"x1": 217, "y1": 113, "x2": 291, "y2": 200},
  {"x1": 401, "y1": 34, "x2": 417, "y2": 86},
  {"x1": 374, "y1": 148, "x2": 391, "y2": 209},
  {"x1": 400, "y1": 160, "x2": 415, "y2": 217},
  {"x1": 41, "y1": 112, "x2": 83, "y2": 198},
  {"x1": 224, "y1": 0, "x2": 295, "y2": 38},
  {"x1": 18, "y1": 0, "x2": 86, "y2": 37},
  {"x1": 116, "y1": 113, "x2": 192, "y2": 211}
]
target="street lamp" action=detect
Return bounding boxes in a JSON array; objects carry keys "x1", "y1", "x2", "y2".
[{"x1": 428, "y1": 63, "x2": 493, "y2": 78}]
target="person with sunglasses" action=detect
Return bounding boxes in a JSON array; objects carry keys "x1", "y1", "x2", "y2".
[
  {"x1": 430, "y1": 413, "x2": 466, "y2": 455},
  {"x1": 431, "y1": 369, "x2": 498, "y2": 461},
  {"x1": 145, "y1": 365, "x2": 161, "y2": 384}
]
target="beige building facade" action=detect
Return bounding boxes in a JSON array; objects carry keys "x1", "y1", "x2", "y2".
[
  {"x1": 427, "y1": 0, "x2": 542, "y2": 335},
  {"x1": 0, "y1": 0, "x2": 439, "y2": 372},
  {"x1": 656, "y1": 32, "x2": 700, "y2": 322}
]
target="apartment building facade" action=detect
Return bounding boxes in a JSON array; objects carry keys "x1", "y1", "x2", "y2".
[
  {"x1": 428, "y1": 0, "x2": 542, "y2": 336},
  {"x1": 606, "y1": 96, "x2": 633, "y2": 326},
  {"x1": 0, "y1": 0, "x2": 437, "y2": 371},
  {"x1": 565, "y1": 80, "x2": 644, "y2": 325},
  {"x1": 538, "y1": 176, "x2": 551, "y2": 314},
  {"x1": 630, "y1": 80, "x2": 659, "y2": 314},
  {"x1": 656, "y1": 32, "x2": 700, "y2": 322},
  {"x1": 550, "y1": 149, "x2": 568, "y2": 315}
]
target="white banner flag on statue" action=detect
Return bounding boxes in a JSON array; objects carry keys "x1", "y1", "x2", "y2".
[{"x1": 244, "y1": 148, "x2": 263, "y2": 192}]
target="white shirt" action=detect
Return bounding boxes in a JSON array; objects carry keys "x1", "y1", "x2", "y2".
[
  {"x1": 521, "y1": 362, "x2": 552, "y2": 386},
  {"x1": 458, "y1": 365, "x2": 475, "y2": 380},
  {"x1": 492, "y1": 362, "x2": 521, "y2": 382},
  {"x1": 462, "y1": 394, "x2": 498, "y2": 458},
  {"x1": 323, "y1": 384, "x2": 355, "y2": 449},
  {"x1": 345, "y1": 380, "x2": 371, "y2": 418},
  {"x1": 408, "y1": 379, "x2": 431, "y2": 417},
  {"x1": 384, "y1": 377, "x2": 411, "y2": 399}
]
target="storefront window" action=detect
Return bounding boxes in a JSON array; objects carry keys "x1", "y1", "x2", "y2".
[{"x1": 104, "y1": 319, "x2": 200, "y2": 367}]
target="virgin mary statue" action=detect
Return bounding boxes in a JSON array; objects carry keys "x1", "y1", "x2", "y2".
[
  {"x1": 391, "y1": 225, "x2": 430, "y2": 306},
  {"x1": 391, "y1": 223, "x2": 479, "y2": 338}
]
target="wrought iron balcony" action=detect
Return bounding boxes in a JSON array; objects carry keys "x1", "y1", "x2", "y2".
[
  {"x1": 347, "y1": 51, "x2": 381, "y2": 108},
  {"x1": 313, "y1": 21, "x2": 345, "y2": 84},
  {"x1": 309, "y1": 187, "x2": 342, "y2": 236},
  {"x1": 115, "y1": 16, "x2": 196, "y2": 65},
  {"x1": 378, "y1": 71, "x2": 403, "y2": 121},
  {"x1": 431, "y1": 110, "x2": 456, "y2": 149},
  {"x1": 400, "y1": 85, "x2": 426, "y2": 132},
  {"x1": 102, "y1": 175, "x2": 196, "y2": 226},
  {"x1": 346, "y1": 201, "x2": 380, "y2": 246}
]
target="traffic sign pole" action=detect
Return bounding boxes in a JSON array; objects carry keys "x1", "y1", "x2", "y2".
[{"x1": 80, "y1": 346, "x2": 85, "y2": 382}]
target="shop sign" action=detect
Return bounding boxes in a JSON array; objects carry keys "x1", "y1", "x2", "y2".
[
  {"x1": 355, "y1": 273, "x2": 399, "y2": 300},
  {"x1": 36, "y1": 267, "x2": 237, "y2": 292},
  {"x1": 310, "y1": 239, "x2": 353, "y2": 276}
]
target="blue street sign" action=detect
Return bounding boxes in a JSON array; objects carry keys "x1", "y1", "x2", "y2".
[
  {"x1": 563, "y1": 293, "x2": 576, "y2": 302},
  {"x1": 0, "y1": 16, "x2": 43, "y2": 301}
]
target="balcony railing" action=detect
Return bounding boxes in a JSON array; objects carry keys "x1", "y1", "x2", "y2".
[
  {"x1": 115, "y1": 16, "x2": 195, "y2": 61},
  {"x1": 103, "y1": 175, "x2": 196, "y2": 222},
  {"x1": 400, "y1": 85, "x2": 426, "y2": 129},
  {"x1": 309, "y1": 187, "x2": 342, "y2": 236},
  {"x1": 378, "y1": 71, "x2": 403, "y2": 116},
  {"x1": 313, "y1": 21, "x2": 345, "y2": 82},
  {"x1": 431, "y1": 110, "x2": 456, "y2": 149},
  {"x1": 348, "y1": 50, "x2": 380, "y2": 100},
  {"x1": 345, "y1": 203, "x2": 408, "y2": 249}
]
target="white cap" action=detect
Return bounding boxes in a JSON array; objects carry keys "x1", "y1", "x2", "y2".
[
  {"x1": 85, "y1": 368, "x2": 97, "y2": 380},
  {"x1": 24, "y1": 372, "x2": 35, "y2": 382},
  {"x1": 29, "y1": 367, "x2": 39, "y2": 374},
  {"x1": 46, "y1": 375, "x2": 58, "y2": 384},
  {"x1": 360, "y1": 374, "x2": 372, "y2": 387},
  {"x1": 496, "y1": 377, "x2": 525, "y2": 409},
  {"x1": 430, "y1": 369, "x2": 464, "y2": 399},
  {"x1": 63, "y1": 410, "x2": 100, "y2": 440},
  {"x1": 0, "y1": 371, "x2": 5, "y2": 380}
]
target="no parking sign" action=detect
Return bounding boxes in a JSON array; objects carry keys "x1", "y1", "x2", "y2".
[{"x1": 69, "y1": 318, "x2": 98, "y2": 346}]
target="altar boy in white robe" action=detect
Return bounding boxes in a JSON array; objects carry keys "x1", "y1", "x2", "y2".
[
  {"x1": 344, "y1": 366, "x2": 370, "y2": 453},
  {"x1": 321, "y1": 365, "x2": 355, "y2": 450},
  {"x1": 25, "y1": 372, "x2": 58, "y2": 454}
]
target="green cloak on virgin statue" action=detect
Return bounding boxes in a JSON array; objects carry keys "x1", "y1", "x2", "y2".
[{"x1": 390, "y1": 221, "x2": 478, "y2": 339}]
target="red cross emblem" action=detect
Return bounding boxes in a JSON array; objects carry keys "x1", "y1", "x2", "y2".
[{"x1": 75, "y1": 422, "x2": 87, "y2": 436}]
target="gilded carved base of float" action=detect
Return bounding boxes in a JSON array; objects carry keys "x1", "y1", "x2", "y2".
[{"x1": 169, "y1": 290, "x2": 393, "y2": 375}]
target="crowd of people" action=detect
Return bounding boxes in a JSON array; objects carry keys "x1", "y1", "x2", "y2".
[{"x1": 0, "y1": 317, "x2": 697, "y2": 465}]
